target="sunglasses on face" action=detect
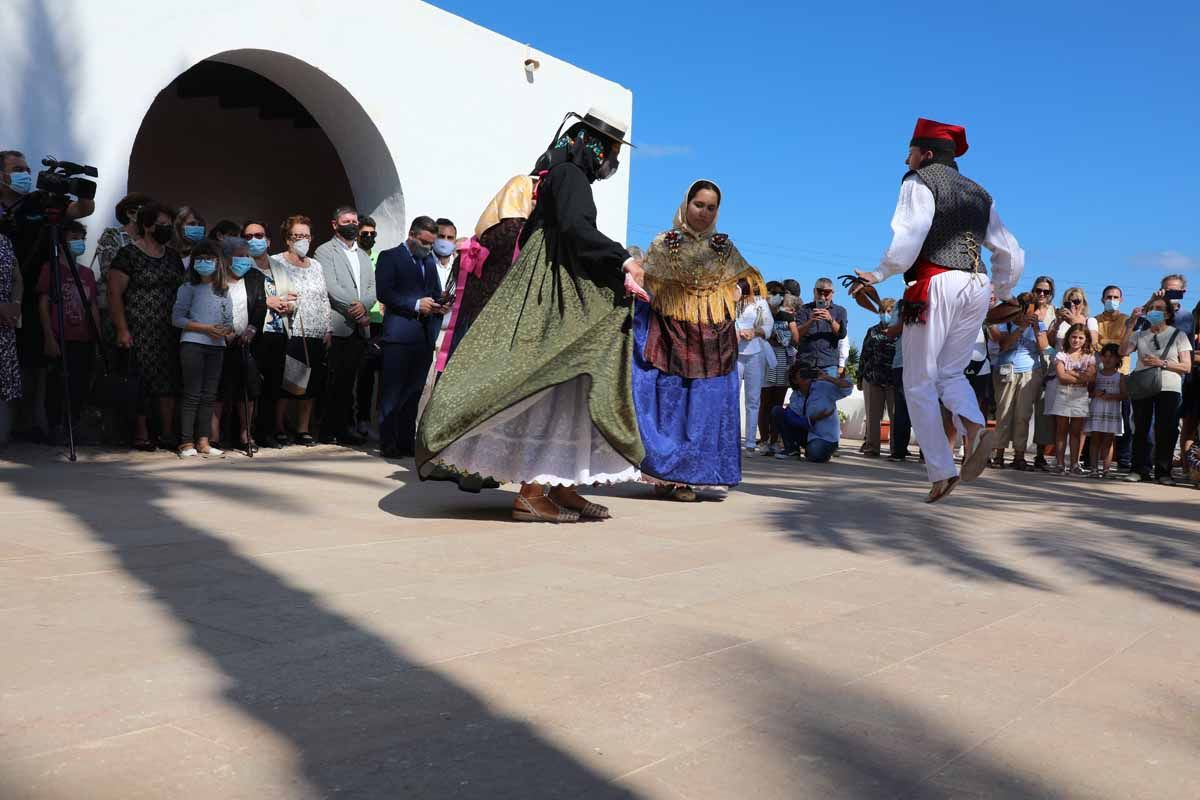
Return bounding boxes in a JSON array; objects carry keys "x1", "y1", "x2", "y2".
[
  {"x1": 1067, "y1": 299, "x2": 1082, "y2": 306},
  {"x1": 244, "y1": 232, "x2": 267, "y2": 240},
  {"x1": 1034, "y1": 288, "x2": 1052, "y2": 296}
]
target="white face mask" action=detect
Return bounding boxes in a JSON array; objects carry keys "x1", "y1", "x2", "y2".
[
  {"x1": 290, "y1": 239, "x2": 310, "y2": 258},
  {"x1": 768, "y1": 294, "x2": 784, "y2": 307}
]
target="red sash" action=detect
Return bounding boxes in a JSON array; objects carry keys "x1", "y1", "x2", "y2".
[{"x1": 901, "y1": 261, "x2": 952, "y2": 325}]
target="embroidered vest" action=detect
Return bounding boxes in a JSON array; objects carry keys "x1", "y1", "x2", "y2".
[{"x1": 904, "y1": 163, "x2": 992, "y2": 280}]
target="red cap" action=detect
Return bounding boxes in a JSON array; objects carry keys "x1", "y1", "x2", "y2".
[{"x1": 910, "y1": 118, "x2": 968, "y2": 157}]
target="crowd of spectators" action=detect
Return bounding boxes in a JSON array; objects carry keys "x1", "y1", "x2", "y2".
[{"x1": 0, "y1": 148, "x2": 460, "y2": 459}]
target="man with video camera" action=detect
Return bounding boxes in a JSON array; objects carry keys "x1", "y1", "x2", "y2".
[{"x1": 0, "y1": 150, "x2": 96, "y2": 443}]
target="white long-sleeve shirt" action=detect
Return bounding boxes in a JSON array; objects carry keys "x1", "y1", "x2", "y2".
[{"x1": 868, "y1": 175, "x2": 1025, "y2": 300}]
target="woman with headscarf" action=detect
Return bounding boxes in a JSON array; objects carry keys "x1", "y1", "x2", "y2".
[
  {"x1": 632, "y1": 180, "x2": 765, "y2": 501},
  {"x1": 417, "y1": 109, "x2": 647, "y2": 523}
]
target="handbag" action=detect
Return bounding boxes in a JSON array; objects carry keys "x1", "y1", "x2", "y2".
[
  {"x1": 1127, "y1": 328, "x2": 1181, "y2": 401},
  {"x1": 282, "y1": 303, "x2": 311, "y2": 395}
]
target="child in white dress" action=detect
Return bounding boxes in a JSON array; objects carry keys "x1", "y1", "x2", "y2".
[
  {"x1": 1085, "y1": 343, "x2": 1126, "y2": 478},
  {"x1": 1052, "y1": 323, "x2": 1096, "y2": 474}
]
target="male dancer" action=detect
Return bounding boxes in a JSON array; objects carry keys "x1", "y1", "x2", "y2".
[{"x1": 853, "y1": 118, "x2": 1024, "y2": 503}]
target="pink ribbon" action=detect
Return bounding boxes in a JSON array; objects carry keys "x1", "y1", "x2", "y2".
[{"x1": 457, "y1": 237, "x2": 490, "y2": 279}]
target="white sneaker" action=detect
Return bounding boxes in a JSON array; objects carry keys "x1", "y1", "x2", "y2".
[
  {"x1": 200, "y1": 447, "x2": 225, "y2": 459},
  {"x1": 178, "y1": 447, "x2": 198, "y2": 459},
  {"x1": 743, "y1": 444, "x2": 757, "y2": 453}
]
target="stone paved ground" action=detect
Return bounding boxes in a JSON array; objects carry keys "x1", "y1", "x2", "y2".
[{"x1": 0, "y1": 442, "x2": 1197, "y2": 799}]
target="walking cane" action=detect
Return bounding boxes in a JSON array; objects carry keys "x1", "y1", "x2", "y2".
[{"x1": 241, "y1": 344, "x2": 253, "y2": 459}]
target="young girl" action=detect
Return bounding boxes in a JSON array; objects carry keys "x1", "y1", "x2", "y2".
[
  {"x1": 1085, "y1": 343, "x2": 1127, "y2": 478},
  {"x1": 1052, "y1": 323, "x2": 1095, "y2": 474},
  {"x1": 172, "y1": 240, "x2": 233, "y2": 458}
]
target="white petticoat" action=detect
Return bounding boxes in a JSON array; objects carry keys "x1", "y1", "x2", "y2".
[{"x1": 434, "y1": 375, "x2": 641, "y2": 487}]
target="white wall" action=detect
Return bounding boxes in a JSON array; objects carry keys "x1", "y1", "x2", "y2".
[{"x1": 0, "y1": 0, "x2": 633, "y2": 256}]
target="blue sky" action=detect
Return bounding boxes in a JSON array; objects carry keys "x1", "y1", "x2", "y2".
[{"x1": 437, "y1": 0, "x2": 1200, "y2": 338}]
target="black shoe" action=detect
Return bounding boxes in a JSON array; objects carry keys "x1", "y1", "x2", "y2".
[
  {"x1": 1156, "y1": 475, "x2": 1177, "y2": 486},
  {"x1": 338, "y1": 430, "x2": 367, "y2": 446},
  {"x1": 295, "y1": 432, "x2": 317, "y2": 447},
  {"x1": 272, "y1": 431, "x2": 290, "y2": 449},
  {"x1": 239, "y1": 440, "x2": 259, "y2": 455},
  {"x1": 319, "y1": 434, "x2": 340, "y2": 446},
  {"x1": 888, "y1": 453, "x2": 907, "y2": 462}
]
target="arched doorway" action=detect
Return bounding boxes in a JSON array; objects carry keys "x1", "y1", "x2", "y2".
[{"x1": 129, "y1": 50, "x2": 404, "y2": 247}]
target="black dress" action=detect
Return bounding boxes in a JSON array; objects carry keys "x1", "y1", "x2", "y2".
[{"x1": 110, "y1": 244, "x2": 183, "y2": 397}]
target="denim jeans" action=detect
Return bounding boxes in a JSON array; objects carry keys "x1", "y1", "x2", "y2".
[
  {"x1": 772, "y1": 406, "x2": 837, "y2": 462},
  {"x1": 890, "y1": 367, "x2": 912, "y2": 457}
]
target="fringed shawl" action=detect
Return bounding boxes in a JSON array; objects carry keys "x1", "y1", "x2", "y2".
[{"x1": 642, "y1": 180, "x2": 766, "y2": 325}]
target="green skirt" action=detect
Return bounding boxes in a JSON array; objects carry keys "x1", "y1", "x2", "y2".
[{"x1": 416, "y1": 229, "x2": 644, "y2": 486}]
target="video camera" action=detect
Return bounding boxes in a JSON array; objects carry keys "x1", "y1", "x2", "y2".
[{"x1": 37, "y1": 156, "x2": 98, "y2": 201}]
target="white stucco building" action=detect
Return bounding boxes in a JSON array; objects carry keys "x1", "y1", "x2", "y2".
[{"x1": 0, "y1": 0, "x2": 633, "y2": 257}]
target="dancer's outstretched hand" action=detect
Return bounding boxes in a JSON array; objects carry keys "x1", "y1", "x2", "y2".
[
  {"x1": 624, "y1": 260, "x2": 650, "y2": 302},
  {"x1": 852, "y1": 269, "x2": 878, "y2": 287}
]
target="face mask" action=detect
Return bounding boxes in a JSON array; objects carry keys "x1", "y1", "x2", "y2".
[
  {"x1": 358, "y1": 232, "x2": 377, "y2": 250},
  {"x1": 1103, "y1": 299, "x2": 1120, "y2": 313},
  {"x1": 290, "y1": 239, "x2": 310, "y2": 258},
  {"x1": 336, "y1": 223, "x2": 359, "y2": 241},
  {"x1": 408, "y1": 240, "x2": 431, "y2": 258},
  {"x1": 768, "y1": 294, "x2": 784, "y2": 307},
  {"x1": 596, "y1": 156, "x2": 620, "y2": 181},
  {"x1": 193, "y1": 258, "x2": 217, "y2": 277},
  {"x1": 1146, "y1": 310, "x2": 1166, "y2": 326},
  {"x1": 247, "y1": 238, "x2": 268, "y2": 257},
  {"x1": 151, "y1": 224, "x2": 173, "y2": 245},
  {"x1": 6, "y1": 171, "x2": 33, "y2": 194},
  {"x1": 183, "y1": 225, "x2": 206, "y2": 242},
  {"x1": 230, "y1": 256, "x2": 254, "y2": 277},
  {"x1": 433, "y1": 239, "x2": 455, "y2": 259},
  {"x1": 67, "y1": 239, "x2": 86, "y2": 258},
  {"x1": 880, "y1": 312, "x2": 892, "y2": 325}
]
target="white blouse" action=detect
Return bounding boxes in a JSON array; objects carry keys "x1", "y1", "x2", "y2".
[
  {"x1": 736, "y1": 298, "x2": 774, "y2": 357},
  {"x1": 869, "y1": 175, "x2": 1025, "y2": 301}
]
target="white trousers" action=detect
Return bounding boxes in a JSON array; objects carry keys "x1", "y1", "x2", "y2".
[
  {"x1": 902, "y1": 270, "x2": 991, "y2": 482},
  {"x1": 738, "y1": 350, "x2": 767, "y2": 448}
]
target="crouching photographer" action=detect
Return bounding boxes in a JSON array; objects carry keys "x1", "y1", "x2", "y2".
[{"x1": 771, "y1": 364, "x2": 853, "y2": 463}]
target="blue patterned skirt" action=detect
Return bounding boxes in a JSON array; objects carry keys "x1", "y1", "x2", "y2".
[{"x1": 632, "y1": 302, "x2": 741, "y2": 487}]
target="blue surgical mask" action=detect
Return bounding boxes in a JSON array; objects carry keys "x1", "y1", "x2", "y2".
[
  {"x1": 247, "y1": 238, "x2": 268, "y2": 257},
  {"x1": 7, "y1": 171, "x2": 33, "y2": 194},
  {"x1": 230, "y1": 256, "x2": 253, "y2": 277},
  {"x1": 67, "y1": 239, "x2": 86, "y2": 258},
  {"x1": 183, "y1": 225, "x2": 206, "y2": 242},
  {"x1": 1103, "y1": 298, "x2": 1120, "y2": 313},
  {"x1": 879, "y1": 312, "x2": 892, "y2": 325},
  {"x1": 193, "y1": 258, "x2": 217, "y2": 276},
  {"x1": 1145, "y1": 310, "x2": 1166, "y2": 326},
  {"x1": 432, "y1": 239, "x2": 455, "y2": 259}
]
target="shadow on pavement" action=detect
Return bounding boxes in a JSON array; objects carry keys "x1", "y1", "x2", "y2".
[
  {"x1": 743, "y1": 453, "x2": 1200, "y2": 613},
  {"x1": 0, "y1": 453, "x2": 641, "y2": 799}
]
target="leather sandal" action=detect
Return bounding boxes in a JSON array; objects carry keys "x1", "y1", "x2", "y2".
[
  {"x1": 512, "y1": 495, "x2": 580, "y2": 524},
  {"x1": 926, "y1": 476, "x2": 960, "y2": 504},
  {"x1": 548, "y1": 487, "x2": 611, "y2": 520}
]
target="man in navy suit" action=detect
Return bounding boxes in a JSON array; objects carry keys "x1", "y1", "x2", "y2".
[{"x1": 376, "y1": 216, "x2": 447, "y2": 458}]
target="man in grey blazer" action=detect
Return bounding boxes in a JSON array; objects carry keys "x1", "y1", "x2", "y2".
[{"x1": 315, "y1": 205, "x2": 377, "y2": 445}]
